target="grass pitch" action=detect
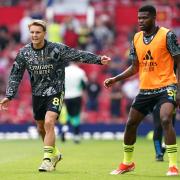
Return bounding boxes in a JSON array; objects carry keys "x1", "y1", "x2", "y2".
[{"x1": 0, "y1": 137, "x2": 180, "y2": 180}]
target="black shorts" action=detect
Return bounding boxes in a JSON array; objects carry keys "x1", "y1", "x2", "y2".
[
  {"x1": 65, "y1": 97, "x2": 82, "y2": 116},
  {"x1": 32, "y1": 92, "x2": 64, "y2": 120},
  {"x1": 132, "y1": 87, "x2": 176, "y2": 116}
]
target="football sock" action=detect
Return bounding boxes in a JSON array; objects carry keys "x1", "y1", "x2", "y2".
[
  {"x1": 43, "y1": 146, "x2": 54, "y2": 159},
  {"x1": 123, "y1": 143, "x2": 134, "y2": 165},
  {"x1": 166, "y1": 144, "x2": 178, "y2": 167},
  {"x1": 54, "y1": 145, "x2": 60, "y2": 156},
  {"x1": 70, "y1": 115, "x2": 80, "y2": 127}
]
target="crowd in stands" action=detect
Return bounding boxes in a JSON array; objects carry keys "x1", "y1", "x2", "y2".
[{"x1": 0, "y1": 0, "x2": 180, "y2": 124}]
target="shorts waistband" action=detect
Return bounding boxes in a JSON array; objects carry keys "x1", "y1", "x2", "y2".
[
  {"x1": 139, "y1": 84, "x2": 177, "y2": 95},
  {"x1": 140, "y1": 87, "x2": 167, "y2": 93},
  {"x1": 139, "y1": 87, "x2": 168, "y2": 95}
]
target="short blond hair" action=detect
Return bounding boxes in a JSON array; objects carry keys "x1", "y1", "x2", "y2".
[{"x1": 28, "y1": 19, "x2": 47, "y2": 31}]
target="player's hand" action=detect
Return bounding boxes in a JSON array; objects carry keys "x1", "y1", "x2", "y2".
[
  {"x1": 0, "y1": 97, "x2": 10, "y2": 111},
  {"x1": 101, "y1": 55, "x2": 111, "y2": 65},
  {"x1": 104, "y1": 77, "x2": 116, "y2": 88}
]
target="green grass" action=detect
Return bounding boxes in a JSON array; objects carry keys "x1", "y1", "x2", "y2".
[{"x1": 0, "y1": 137, "x2": 180, "y2": 180}]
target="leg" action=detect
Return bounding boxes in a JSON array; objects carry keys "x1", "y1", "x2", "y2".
[
  {"x1": 39, "y1": 111, "x2": 62, "y2": 172},
  {"x1": 160, "y1": 103, "x2": 176, "y2": 145},
  {"x1": 36, "y1": 120, "x2": 46, "y2": 140},
  {"x1": 110, "y1": 107, "x2": 145, "y2": 175},
  {"x1": 34, "y1": 93, "x2": 63, "y2": 172},
  {"x1": 59, "y1": 104, "x2": 68, "y2": 142},
  {"x1": 44, "y1": 111, "x2": 58, "y2": 146},
  {"x1": 123, "y1": 107, "x2": 144, "y2": 164},
  {"x1": 152, "y1": 105, "x2": 164, "y2": 161},
  {"x1": 124, "y1": 107, "x2": 145, "y2": 145},
  {"x1": 65, "y1": 97, "x2": 82, "y2": 143},
  {"x1": 61, "y1": 124, "x2": 69, "y2": 142},
  {"x1": 160, "y1": 102, "x2": 178, "y2": 175},
  {"x1": 70, "y1": 114, "x2": 81, "y2": 143}
]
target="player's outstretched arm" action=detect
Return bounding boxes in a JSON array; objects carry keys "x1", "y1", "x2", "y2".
[{"x1": 0, "y1": 97, "x2": 10, "y2": 111}]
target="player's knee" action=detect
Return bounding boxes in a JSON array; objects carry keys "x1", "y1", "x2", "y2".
[
  {"x1": 44, "y1": 119, "x2": 55, "y2": 131},
  {"x1": 161, "y1": 115, "x2": 172, "y2": 128},
  {"x1": 126, "y1": 119, "x2": 138, "y2": 130}
]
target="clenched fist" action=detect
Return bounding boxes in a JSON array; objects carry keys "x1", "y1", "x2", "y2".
[
  {"x1": 101, "y1": 55, "x2": 111, "y2": 65},
  {"x1": 0, "y1": 97, "x2": 10, "y2": 111},
  {"x1": 104, "y1": 77, "x2": 116, "y2": 88}
]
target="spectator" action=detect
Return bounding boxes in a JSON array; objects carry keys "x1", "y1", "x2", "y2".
[
  {"x1": 121, "y1": 76, "x2": 139, "y2": 117},
  {"x1": 19, "y1": 10, "x2": 32, "y2": 44},
  {"x1": 61, "y1": 16, "x2": 80, "y2": 48},
  {"x1": 0, "y1": 26, "x2": 9, "y2": 51},
  {"x1": 86, "y1": 73, "x2": 101, "y2": 111},
  {"x1": 64, "y1": 62, "x2": 88, "y2": 143},
  {"x1": 110, "y1": 82, "x2": 123, "y2": 123},
  {"x1": 47, "y1": 19, "x2": 63, "y2": 43}
]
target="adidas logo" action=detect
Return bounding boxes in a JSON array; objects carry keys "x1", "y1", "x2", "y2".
[{"x1": 143, "y1": 50, "x2": 153, "y2": 60}]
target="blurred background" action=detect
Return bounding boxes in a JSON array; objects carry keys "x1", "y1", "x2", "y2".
[{"x1": 0, "y1": 0, "x2": 179, "y2": 139}]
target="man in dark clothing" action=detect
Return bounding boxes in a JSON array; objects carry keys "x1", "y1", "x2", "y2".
[{"x1": 0, "y1": 19, "x2": 111, "y2": 172}]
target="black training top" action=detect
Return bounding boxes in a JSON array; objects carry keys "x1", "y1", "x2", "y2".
[{"x1": 6, "y1": 40, "x2": 102, "y2": 99}]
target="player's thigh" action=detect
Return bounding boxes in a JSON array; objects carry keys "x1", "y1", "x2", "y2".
[
  {"x1": 47, "y1": 93, "x2": 64, "y2": 114},
  {"x1": 32, "y1": 96, "x2": 46, "y2": 120},
  {"x1": 127, "y1": 107, "x2": 145, "y2": 127},
  {"x1": 45, "y1": 92, "x2": 64, "y2": 125},
  {"x1": 159, "y1": 87, "x2": 176, "y2": 121}
]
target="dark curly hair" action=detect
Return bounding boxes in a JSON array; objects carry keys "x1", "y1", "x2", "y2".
[{"x1": 138, "y1": 5, "x2": 156, "y2": 17}]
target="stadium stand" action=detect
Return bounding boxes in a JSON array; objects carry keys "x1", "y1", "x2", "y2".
[{"x1": 0, "y1": 0, "x2": 179, "y2": 124}]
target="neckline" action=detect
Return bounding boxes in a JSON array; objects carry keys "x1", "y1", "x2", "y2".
[
  {"x1": 144, "y1": 26, "x2": 159, "y2": 38},
  {"x1": 31, "y1": 40, "x2": 47, "y2": 51},
  {"x1": 143, "y1": 27, "x2": 159, "y2": 45}
]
